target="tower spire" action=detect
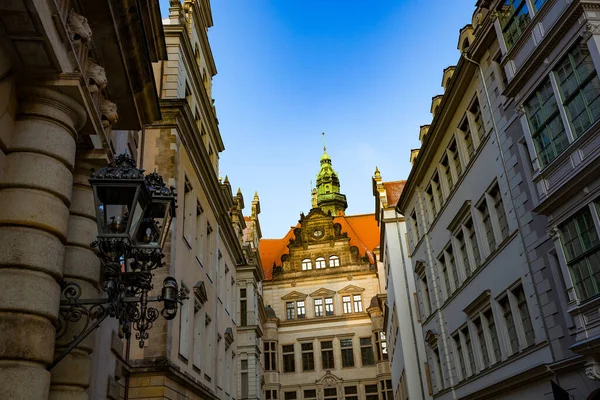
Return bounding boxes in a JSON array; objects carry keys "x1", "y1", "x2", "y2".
[{"x1": 315, "y1": 133, "x2": 347, "y2": 216}]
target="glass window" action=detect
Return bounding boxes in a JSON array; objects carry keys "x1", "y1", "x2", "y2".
[
  {"x1": 524, "y1": 79, "x2": 569, "y2": 167},
  {"x1": 500, "y1": 296, "x2": 519, "y2": 354},
  {"x1": 432, "y1": 172, "x2": 444, "y2": 207},
  {"x1": 491, "y1": 185, "x2": 509, "y2": 240},
  {"x1": 556, "y1": 44, "x2": 600, "y2": 138},
  {"x1": 344, "y1": 386, "x2": 358, "y2": 400},
  {"x1": 302, "y1": 259, "x2": 312, "y2": 271},
  {"x1": 266, "y1": 390, "x2": 278, "y2": 400},
  {"x1": 321, "y1": 341, "x2": 334, "y2": 369},
  {"x1": 315, "y1": 257, "x2": 326, "y2": 269},
  {"x1": 329, "y1": 255, "x2": 340, "y2": 267},
  {"x1": 446, "y1": 245, "x2": 460, "y2": 289},
  {"x1": 513, "y1": 286, "x2": 535, "y2": 347},
  {"x1": 353, "y1": 295, "x2": 363, "y2": 312},
  {"x1": 479, "y1": 199, "x2": 496, "y2": 253},
  {"x1": 441, "y1": 155, "x2": 453, "y2": 192},
  {"x1": 343, "y1": 296, "x2": 352, "y2": 313},
  {"x1": 375, "y1": 331, "x2": 388, "y2": 361},
  {"x1": 474, "y1": 317, "x2": 489, "y2": 369},
  {"x1": 304, "y1": 390, "x2": 317, "y2": 400},
  {"x1": 264, "y1": 341, "x2": 277, "y2": 371},
  {"x1": 286, "y1": 302, "x2": 294, "y2": 320},
  {"x1": 380, "y1": 379, "x2": 394, "y2": 400},
  {"x1": 360, "y1": 337, "x2": 375, "y2": 366},
  {"x1": 282, "y1": 344, "x2": 295, "y2": 373},
  {"x1": 462, "y1": 326, "x2": 477, "y2": 375},
  {"x1": 433, "y1": 347, "x2": 444, "y2": 391},
  {"x1": 365, "y1": 385, "x2": 378, "y2": 400},
  {"x1": 457, "y1": 231, "x2": 471, "y2": 276},
  {"x1": 465, "y1": 219, "x2": 481, "y2": 268},
  {"x1": 301, "y1": 342, "x2": 314, "y2": 371},
  {"x1": 453, "y1": 333, "x2": 466, "y2": 380},
  {"x1": 560, "y1": 207, "x2": 600, "y2": 300},
  {"x1": 532, "y1": 0, "x2": 547, "y2": 11},
  {"x1": 325, "y1": 297, "x2": 334, "y2": 316},
  {"x1": 484, "y1": 309, "x2": 502, "y2": 363},
  {"x1": 340, "y1": 338, "x2": 355, "y2": 367},
  {"x1": 439, "y1": 255, "x2": 452, "y2": 298},
  {"x1": 297, "y1": 300, "x2": 306, "y2": 319},
  {"x1": 314, "y1": 298, "x2": 323, "y2": 317},
  {"x1": 420, "y1": 274, "x2": 432, "y2": 316},
  {"x1": 284, "y1": 392, "x2": 297, "y2": 400},
  {"x1": 449, "y1": 138, "x2": 462, "y2": 177},
  {"x1": 470, "y1": 99, "x2": 485, "y2": 140},
  {"x1": 498, "y1": 0, "x2": 531, "y2": 50},
  {"x1": 460, "y1": 117, "x2": 475, "y2": 160},
  {"x1": 324, "y1": 388, "x2": 337, "y2": 400}
]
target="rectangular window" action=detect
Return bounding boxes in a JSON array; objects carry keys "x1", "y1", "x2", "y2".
[
  {"x1": 340, "y1": 338, "x2": 355, "y2": 367},
  {"x1": 532, "y1": 0, "x2": 547, "y2": 11},
  {"x1": 282, "y1": 344, "x2": 295, "y2": 373},
  {"x1": 365, "y1": 385, "x2": 378, "y2": 400},
  {"x1": 432, "y1": 173, "x2": 444, "y2": 208},
  {"x1": 465, "y1": 219, "x2": 481, "y2": 268},
  {"x1": 314, "y1": 299, "x2": 323, "y2": 317},
  {"x1": 524, "y1": 78, "x2": 569, "y2": 167},
  {"x1": 179, "y1": 287, "x2": 190, "y2": 360},
  {"x1": 304, "y1": 390, "x2": 317, "y2": 400},
  {"x1": 448, "y1": 138, "x2": 462, "y2": 177},
  {"x1": 301, "y1": 342, "x2": 315, "y2": 371},
  {"x1": 410, "y1": 210, "x2": 420, "y2": 242},
  {"x1": 240, "y1": 289, "x2": 247, "y2": 327},
  {"x1": 446, "y1": 245, "x2": 460, "y2": 289},
  {"x1": 484, "y1": 309, "x2": 501, "y2": 363},
  {"x1": 425, "y1": 184, "x2": 437, "y2": 217},
  {"x1": 324, "y1": 388, "x2": 337, "y2": 400},
  {"x1": 462, "y1": 326, "x2": 477, "y2": 375},
  {"x1": 321, "y1": 341, "x2": 335, "y2": 369},
  {"x1": 360, "y1": 337, "x2": 375, "y2": 366},
  {"x1": 560, "y1": 207, "x2": 600, "y2": 300},
  {"x1": 183, "y1": 178, "x2": 195, "y2": 246},
  {"x1": 470, "y1": 99, "x2": 485, "y2": 140},
  {"x1": 297, "y1": 300, "x2": 306, "y2": 319},
  {"x1": 286, "y1": 302, "x2": 294, "y2": 320},
  {"x1": 343, "y1": 296, "x2": 352, "y2": 313},
  {"x1": 498, "y1": 0, "x2": 531, "y2": 50},
  {"x1": 457, "y1": 231, "x2": 471, "y2": 276},
  {"x1": 353, "y1": 295, "x2": 363, "y2": 312},
  {"x1": 474, "y1": 317, "x2": 489, "y2": 369},
  {"x1": 500, "y1": 296, "x2": 519, "y2": 354},
  {"x1": 266, "y1": 390, "x2": 278, "y2": 400},
  {"x1": 195, "y1": 201, "x2": 204, "y2": 262},
  {"x1": 491, "y1": 185, "x2": 509, "y2": 240},
  {"x1": 264, "y1": 341, "x2": 276, "y2": 371},
  {"x1": 453, "y1": 333, "x2": 466, "y2": 380},
  {"x1": 513, "y1": 285, "x2": 535, "y2": 347},
  {"x1": 478, "y1": 199, "x2": 496, "y2": 253},
  {"x1": 439, "y1": 254, "x2": 452, "y2": 298},
  {"x1": 380, "y1": 379, "x2": 393, "y2": 400},
  {"x1": 433, "y1": 347, "x2": 444, "y2": 391},
  {"x1": 325, "y1": 297, "x2": 334, "y2": 316},
  {"x1": 419, "y1": 274, "x2": 432, "y2": 316},
  {"x1": 556, "y1": 44, "x2": 600, "y2": 138},
  {"x1": 440, "y1": 155, "x2": 453, "y2": 192},
  {"x1": 460, "y1": 117, "x2": 475, "y2": 160},
  {"x1": 375, "y1": 331, "x2": 388, "y2": 361},
  {"x1": 284, "y1": 392, "x2": 297, "y2": 400},
  {"x1": 344, "y1": 386, "x2": 358, "y2": 400}
]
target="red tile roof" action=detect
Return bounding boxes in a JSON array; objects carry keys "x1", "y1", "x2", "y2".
[
  {"x1": 383, "y1": 180, "x2": 406, "y2": 208},
  {"x1": 259, "y1": 213, "x2": 379, "y2": 281}
]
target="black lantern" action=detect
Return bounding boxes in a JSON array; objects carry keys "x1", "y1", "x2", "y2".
[
  {"x1": 160, "y1": 277, "x2": 179, "y2": 320},
  {"x1": 134, "y1": 172, "x2": 176, "y2": 250},
  {"x1": 89, "y1": 154, "x2": 151, "y2": 246}
]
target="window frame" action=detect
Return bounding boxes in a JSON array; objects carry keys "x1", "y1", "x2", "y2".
[
  {"x1": 340, "y1": 338, "x2": 355, "y2": 368},
  {"x1": 282, "y1": 344, "x2": 296, "y2": 373}
]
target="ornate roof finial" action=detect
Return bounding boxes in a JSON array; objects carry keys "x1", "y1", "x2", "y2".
[
  {"x1": 322, "y1": 132, "x2": 326, "y2": 153},
  {"x1": 374, "y1": 166, "x2": 380, "y2": 178}
]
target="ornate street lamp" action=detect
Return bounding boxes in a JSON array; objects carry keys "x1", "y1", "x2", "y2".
[{"x1": 50, "y1": 154, "x2": 186, "y2": 370}]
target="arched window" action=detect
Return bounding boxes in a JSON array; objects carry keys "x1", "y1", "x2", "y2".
[
  {"x1": 315, "y1": 257, "x2": 326, "y2": 269},
  {"x1": 329, "y1": 255, "x2": 340, "y2": 267},
  {"x1": 301, "y1": 259, "x2": 312, "y2": 271}
]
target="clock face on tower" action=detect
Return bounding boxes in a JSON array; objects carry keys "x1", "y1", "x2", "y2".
[{"x1": 313, "y1": 229, "x2": 323, "y2": 238}]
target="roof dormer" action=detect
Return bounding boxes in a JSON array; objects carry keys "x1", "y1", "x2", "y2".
[
  {"x1": 458, "y1": 24, "x2": 475, "y2": 54},
  {"x1": 419, "y1": 124, "x2": 430, "y2": 143},
  {"x1": 441, "y1": 66, "x2": 456, "y2": 91},
  {"x1": 410, "y1": 149, "x2": 420, "y2": 165},
  {"x1": 431, "y1": 95, "x2": 443, "y2": 118}
]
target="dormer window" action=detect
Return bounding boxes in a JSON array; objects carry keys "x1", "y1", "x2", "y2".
[
  {"x1": 302, "y1": 259, "x2": 312, "y2": 271},
  {"x1": 329, "y1": 256, "x2": 340, "y2": 267},
  {"x1": 315, "y1": 257, "x2": 326, "y2": 269}
]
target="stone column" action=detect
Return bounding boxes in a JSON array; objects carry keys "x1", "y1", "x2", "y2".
[
  {"x1": 49, "y1": 157, "x2": 101, "y2": 400},
  {"x1": 0, "y1": 87, "x2": 86, "y2": 400}
]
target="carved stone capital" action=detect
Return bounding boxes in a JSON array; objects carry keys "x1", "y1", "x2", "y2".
[
  {"x1": 581, "y1": 23, "x2": 600, "y2": 40},
  {"x1": 586, "y1": 361, "x2": 600, "y2": 380},
  {"x1": 515, "y1": 103, "x2": 525, "y2": 116},
  {"x1": 547, "y1": 226, "x2": 559, "y2": 238},
  {"x1": 86, "y1": 61, "x2": 107, "y2": 92},
  {"x1": 100, "y1": 98, "x2": 118, "y2": 128},
  {"x1": 67, "y1": 10, "x2": 92, "y2": 43}
]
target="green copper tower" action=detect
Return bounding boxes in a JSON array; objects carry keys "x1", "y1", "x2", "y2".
[{"x1": 315, "y1": 134, "x2": 347, "y2": 215}]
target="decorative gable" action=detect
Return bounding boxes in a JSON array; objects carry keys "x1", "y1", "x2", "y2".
[
  {"x1": 338, "y1": 285, "x2": 365, "y2": 295},
  {"x1": 309, "y1": 288, "x2": 336, "y2": 298},
  {"x1": 281, "y1": 291, "x2": 308, "y2": 301}
]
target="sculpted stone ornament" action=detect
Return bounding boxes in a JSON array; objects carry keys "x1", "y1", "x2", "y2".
[
  {"x1": 86, "y1": 61, "x2": 108, "y2": 92},
  {"x1": 515, "y1": 103, "x2": 525, "y2": 116},
  {"x1": 581, "y1": 23, "x2": 600, "y2": 40},
  {"x1": 100, "y1": 98, "x2": 118, "y2": 127},
  {"x1": 586, "y1": 361, "x2": 600, "y2": 380},
  {"x1": 67, "y1": 9, "x2": 92, "y2": 43}
]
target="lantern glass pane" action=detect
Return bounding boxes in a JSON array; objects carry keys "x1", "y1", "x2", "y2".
[{"x1": 94, "y1": 185, "x2": 146, "y2": 238}]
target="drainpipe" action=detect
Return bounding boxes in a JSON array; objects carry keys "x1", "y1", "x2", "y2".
[
  {"x1": 215, "y1": 224, "x2": 221, "y2": 391},
  {"x1": 394, "y1": 211, "x2": 427, "y2": 400},
  {"x1": 462, "y1": 51, "x2": 556, "y2": 363}
]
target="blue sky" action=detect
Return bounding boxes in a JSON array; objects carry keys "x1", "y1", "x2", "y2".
[{"x1": 159, "y1": 0, "x2": 476, "y2": 238}]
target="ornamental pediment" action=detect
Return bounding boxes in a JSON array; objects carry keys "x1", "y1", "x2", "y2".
[
  {"x1": 338, "y1": 285, "x2": 365, "y2": 295},
  {"x1": 281, "y1": 291, "x2": 308, "y2": 301},
  {"x1": 309, "y1": 288, "x2": 336, "y2": 298},
  {"x1": 316, "y1": 370, "x2": 342, "y2": 386}
]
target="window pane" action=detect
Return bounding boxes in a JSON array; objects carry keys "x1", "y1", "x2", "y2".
[
  {"x1": 360, "y1": 337, "x2": 375, "y2": 366},
  {"x1": 513, "y1": 286, "x2": 535, "y2": 347},
  {"x1": 499, "y1": 0, "x2": 531, "y2": 50}
]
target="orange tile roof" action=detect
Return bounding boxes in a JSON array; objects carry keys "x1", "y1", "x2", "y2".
[
  {"x1": 259, "y1": 213, "x2": 379, "y2": 281},
  {"x1": 383, "y1": 180, "x2": 406, "y2": 208}
]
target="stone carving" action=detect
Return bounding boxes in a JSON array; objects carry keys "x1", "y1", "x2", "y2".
[
  {"x1": 86, "y1": 61, "x2": 107, "y2": 92},
  {"x1": 547, "y1": 226, "x2": 559, "y2": 238},
  {"x1": 586, "y1": 361, "x2": 600, "y2": 380},
  {"x1": 67, "y1": 10, "x2": 92, "y2": 43},
  {"x1": 515, "y1": 103, "x2": 525, "y2": 116},
  {"x1": 100, "y1": 98, "x2": 118, "y2": 127},
  {"x1": 581, "y1": 23, "x2": 600, "y2": 40}
]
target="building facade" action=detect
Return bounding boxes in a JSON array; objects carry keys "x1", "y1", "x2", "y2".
[
  {"x1": 373, "y1": 171, "x2": 432, "y2": 400},
  {"x1": 0, "y1": 0, "x2": 166, "y2": 399},
  {"x1": 259, "y1": 150, "x2": 392, "y2": 400},
  {"x1": 396, "y1": 0, "x2": 600, "y2": 399},
  {"x1": 128, "y1": 1, "x2": 247, "y2": 399}
]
